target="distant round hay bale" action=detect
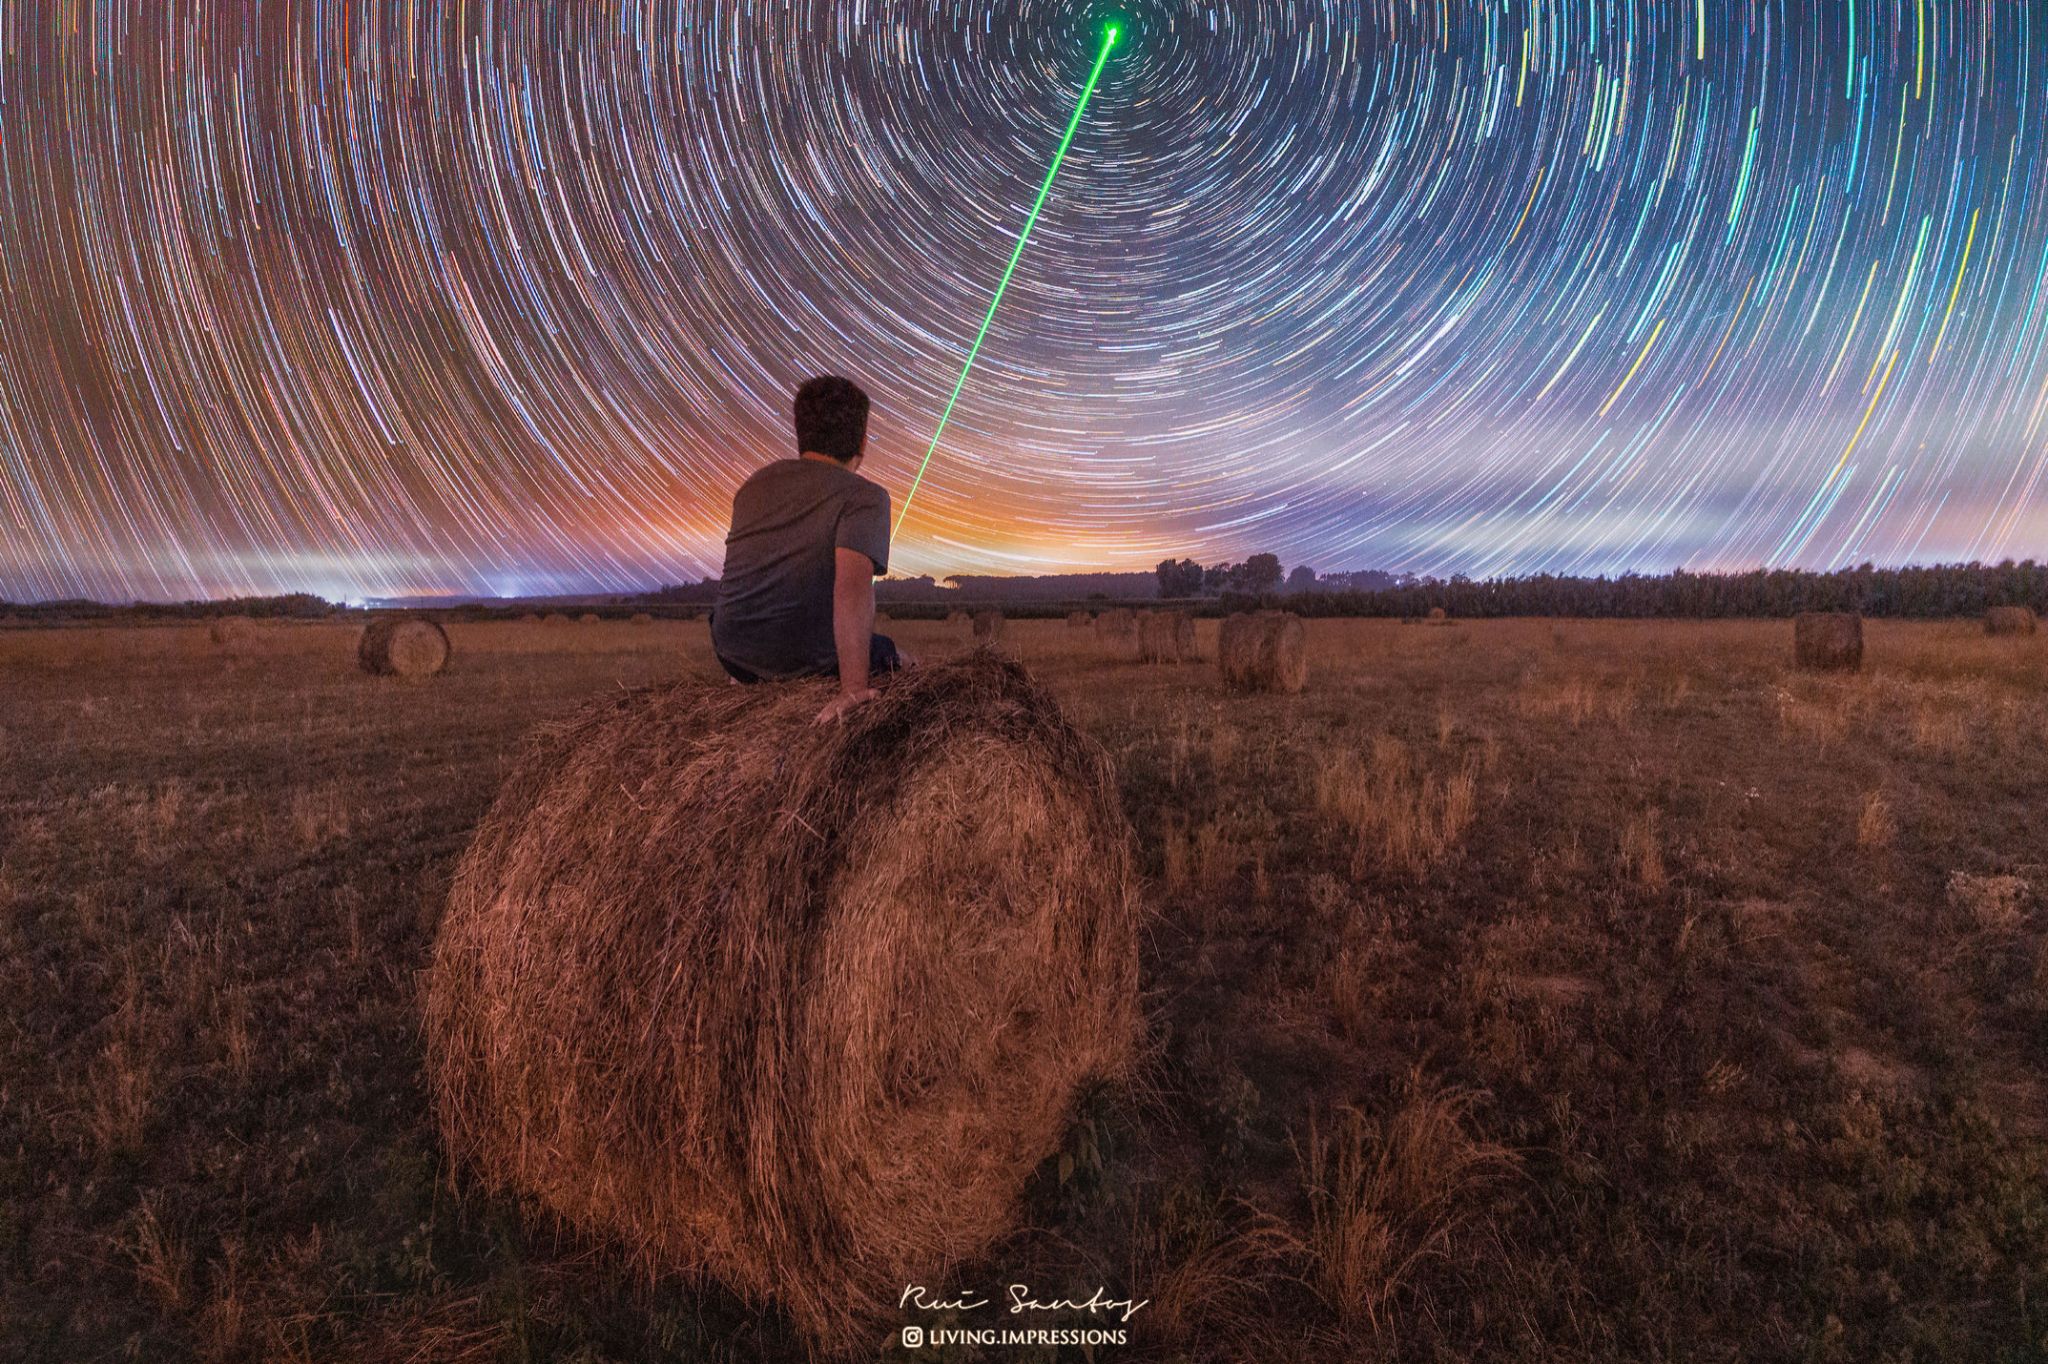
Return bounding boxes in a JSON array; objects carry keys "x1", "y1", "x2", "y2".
[
  {"x1": 1794, "y1": 612, "x2": 1864, "y2": 671},
  {"x1": 520, "y1": 612, "x2": 542, "y2": 623},
  {"x1": 542, "y1": 613, "x2": 571, "y2": 627},
  {"x1": 423, "y1": 654, "x2": 1139, "y2": 1349},
  {"x1": 1985, "y1": 606, "x2": 2039, "y2": 637},
  {"x1": 1137, "y1": 610, "x2": 1195, "y2": 663},
  {"x1": 1066, "y1": 611, "x2": 1094, "y2": 628},
  {"x1": 945, "y1": 609, "x2": 969, "y2": 627},
  {"x1": 1095, "y1": 607, "x2": 1138, "y2": 641},
  {"x1": 1219, "y1": 611, "x2": 1307, "y2": 693},
  {"x1": 578, "y1": 612, "x2": 602, "y2": 624},
  {"x1": 972, "y1": 609, "x2": 1005, "y2": 643},
  {"x1": 630, "y1": 612, "x2": 656, "y2": 625},
  {"x1": 357, "y1": 617, "x2": 451, "y2": 678},
  {"x1": 1427, "y1": 606, "x2": 1448, "y2": 622},
  {"x1": 207, "y1": 616, "x2": 256, "y2": 648}
]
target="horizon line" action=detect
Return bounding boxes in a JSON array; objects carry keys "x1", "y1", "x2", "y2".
[{"x1": 6, "y1": 556, "x2": 2044, "y2": 610}]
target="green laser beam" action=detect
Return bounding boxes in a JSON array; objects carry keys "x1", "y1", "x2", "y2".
[{"x1": 893, "y1": 24, "x2": 1119, "y2": 538}]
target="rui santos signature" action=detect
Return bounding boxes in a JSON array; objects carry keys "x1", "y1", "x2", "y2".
[{"x1": 899, "y1": 1284, "x2": 1150, "y2": 1324}]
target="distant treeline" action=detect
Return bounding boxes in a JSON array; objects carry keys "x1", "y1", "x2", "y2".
[
  {"x1": 0, "y1": 594, "x2": 707, "y2": 625},
  {"x1": 0, "y1": 593, "x2": 337, "y2": 623},
  {"x1": 643, "y1": 581, "x2": 720, "y2": 605},
  {"x1": 1219, "y1": 562, "x2": 2048, "y2": 620},
  {"x1": 910, "y1": 572, "x2": 1158, "y2": 602},
  {"x1": 7, "y1": 563, "x2": 2045, "y2": 624}
]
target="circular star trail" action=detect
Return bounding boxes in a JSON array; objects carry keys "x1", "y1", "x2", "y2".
[{"x1": 1, "y1": 1, "x2": 2045, "y2": 601}]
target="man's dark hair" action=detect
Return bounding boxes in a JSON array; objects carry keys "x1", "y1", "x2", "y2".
[{"x1": 793, "y1": 375, "x2": 870, "y2": 464}]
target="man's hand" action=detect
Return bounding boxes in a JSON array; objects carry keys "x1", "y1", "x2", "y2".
[{"x1": 815, "y1": 687, "x2": 878, "y2": 726}]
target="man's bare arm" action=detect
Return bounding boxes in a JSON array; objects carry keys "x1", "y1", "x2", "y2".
[{"x1": 817, "y1": 546, "x2": 879, "y2": 724}]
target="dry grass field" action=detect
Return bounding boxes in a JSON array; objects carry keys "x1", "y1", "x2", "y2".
[{"x1": 4, "y1": 615, "x2": 2046, "y2": 1362}]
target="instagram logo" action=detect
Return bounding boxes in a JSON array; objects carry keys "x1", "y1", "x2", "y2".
[{"x1": 901, "y1": 1326, "x2": 924, "y2": 1349}]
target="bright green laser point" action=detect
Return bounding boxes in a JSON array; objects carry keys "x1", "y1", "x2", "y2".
[{"x1": 893, "y1": 25, "x2": 1119, "y2": 537}]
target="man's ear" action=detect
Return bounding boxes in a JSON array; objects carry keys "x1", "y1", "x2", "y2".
[{"x1": 846, "y1": 453, "x2": 864, "y2": 473}]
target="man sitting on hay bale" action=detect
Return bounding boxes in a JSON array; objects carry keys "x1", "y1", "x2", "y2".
[{"x1": 712, "y1": 376, "x2": 913, "y2": 723}]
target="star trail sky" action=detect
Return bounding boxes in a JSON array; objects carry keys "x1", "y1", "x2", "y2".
[{"x1": 1, "y1": 1, "x2": 2045, "y2": 602}]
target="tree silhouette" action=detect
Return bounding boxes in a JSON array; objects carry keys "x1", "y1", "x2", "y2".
[
  {"x1": 1239, "y1": 554, "x2": 1284, "y2": 594},
  {"x1": 1155, "y1": 558, "x2": 1204, "y2": 598}
]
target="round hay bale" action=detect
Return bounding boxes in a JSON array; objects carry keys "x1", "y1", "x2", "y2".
[
  {"x1": 423, "y1": 654, "x2": 1139, "y2": 1349},
  {"x1": 945, "y1": 609, "x2": 969, "y2": 627},
  {"x1": 207, "y1": 615, "x2": 256, "y2": 648},
  {"x1": 357, "y1": 617, "x2": 451, "y2": 678},
  {"x1": 1794, "y1": 611, "x2": 1863, "y2": 671},
  {"x1": 1219, "y1": 611, "x2": 1308, "y2": 693},
  {"x1": 630, "y1": 612, "x2": 656, "y2": 625},
  {"x1": 542, "y1": 613, "x2": 571, "y2": 627},
  {"x1": 1985, "y1": 606, "x2": 2039, "y2": 637},
  {"x1": 1094, "y1": 607, "x2": 1138, "y2": 641},
  {"x1": 1137, "y1": 610, "x2": 1195, "y2": 663},
  {"x1": 1426, "y1": 606, "x2": 1448, "y2": 622},
  {"x1": 1066, "y1": 611, "x2": 1094, "y2": 628},
  {"x1": 578, "y1": 612, "x2": 602, "y2": 625},
  {"x1": 971, "y1": 609, "x2": 1005, "y2": 643}
]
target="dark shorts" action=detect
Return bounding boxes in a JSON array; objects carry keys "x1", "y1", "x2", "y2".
[{"x1": 717, "y1": 633, "x2": 903, "y2": 686}]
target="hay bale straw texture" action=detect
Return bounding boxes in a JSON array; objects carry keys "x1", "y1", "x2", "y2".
[
  {"x1": 630, "y1": 612, "x2": 656, "y2": 625},
  {"x1": 1986, "y1": 606, "x2": 2039, "y2": 637},
  {"x1": 1219, "y1": 612, "x2": 1308, "y2": 693},
  {"x1": 1137, "y1": 610, "x2": 1195, "y2": 663},
  {"x1": 971, "y1": 609, "x2": 1005, "y2": 643},
  {"x1": 207, "y1": 615, "x2": 256, "y2": 648},
  {"x1": 358, "y1": 617, "x2": 451, "y2": 678},
  {"x1": 1794, "y1": 612, "x2": 1864, "y2": 671},
  {"x1": 1427, "y1": 606, "x2": 1448, "y2": 622},
  {"x1": 1066, "y1": 610, "x2": 1094, "y2": 628},
  {"x1": 423, "y1": 654, "x2": 1140, "y2": 1350},
  {"x1": 1095, "y1": 607, "x2": 1138, "y2": 640}
]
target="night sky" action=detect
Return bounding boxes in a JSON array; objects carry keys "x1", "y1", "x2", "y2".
[{"x1": 2, "y1": 2, "x2": 2045, "y2": 602}]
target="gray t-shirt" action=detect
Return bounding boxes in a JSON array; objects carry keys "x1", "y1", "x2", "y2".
[{"x1": 712, "y1": 458, "x2": 891, "y2": 680}]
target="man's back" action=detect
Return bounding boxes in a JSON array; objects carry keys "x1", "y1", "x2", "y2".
[{"x1": 713, "y1": 458, "x2": 890, "y2": 681}]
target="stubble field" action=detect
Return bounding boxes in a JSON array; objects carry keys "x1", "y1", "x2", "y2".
[{"x1": 3, "y1": 614, "x2": 2046, "y2": 1362}]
